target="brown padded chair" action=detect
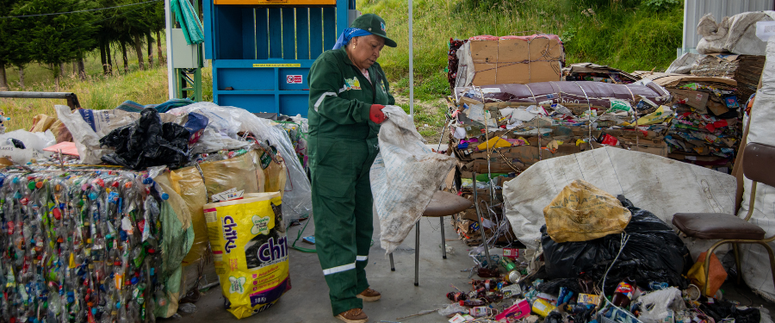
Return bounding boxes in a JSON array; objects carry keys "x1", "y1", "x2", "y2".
[
  {"x1": 388, "y1": 190, "x2": 472, "y2": 286},
  {"x1": 672, "y1": 142, "x2": 775, "y2": 296}
]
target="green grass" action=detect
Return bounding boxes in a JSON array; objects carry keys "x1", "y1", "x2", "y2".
[
  {"x1": 362, "y1": 0, "x2": 683, "y2": 93},
  {"x1": 2, "y1": 0, "x2": 683, "y2": 142},
  {"x1": 360, "y1": 0, "x2": 682, "y2": 139},
  {"x1": 0, "y1": 34, "x2": 218, "y2": 131}
]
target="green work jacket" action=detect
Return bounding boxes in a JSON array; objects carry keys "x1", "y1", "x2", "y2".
[{"x1": 307, "y1": 48, "x2": 395, "y2": 141}]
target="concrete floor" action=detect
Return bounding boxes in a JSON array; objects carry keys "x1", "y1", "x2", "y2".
[
  {"x1": 167, "y1": 212, "x2": 477, "y2": 323},
  {"x1": 161, "y1": 211, "x2": 775, "y2": 323}
]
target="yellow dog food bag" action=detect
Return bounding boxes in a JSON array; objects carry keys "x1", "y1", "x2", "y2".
[{"x1": 204, "y1": 192, "x2": 290, "y2": 319}]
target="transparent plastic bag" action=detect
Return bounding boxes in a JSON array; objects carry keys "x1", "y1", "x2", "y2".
[
  {"x1": 166, "y1": 103, "x2": 249, "y2": 154},
  {"x1": 169, "y1": 103, "x2": 312, "y2": 221},
  {"x1": 438, "y1": 303, "x2": 468, "y2": 316}
]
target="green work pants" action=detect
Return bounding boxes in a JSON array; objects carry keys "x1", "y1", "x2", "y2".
[{"x1": 309, "y1": 135, "x2": 377, "y2": 315}]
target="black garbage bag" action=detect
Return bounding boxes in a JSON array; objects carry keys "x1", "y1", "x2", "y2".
[
  {"x1": 100, "y1": 109, "x2": 190, "y2": 170},
  {"x1": 541, "y1": 195, "x2": 693, "y2": 294},
  {"x1": 700, "y1": 299, "x2": 760, "y2": 323}
]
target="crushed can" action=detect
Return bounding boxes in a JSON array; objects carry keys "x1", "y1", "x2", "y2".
[
  {"x1": 508, "y1": 270, "x2": 522, "y2": 284},
  {"x1": 532, "y1": 298, "x2": 556, "y2": 317}
]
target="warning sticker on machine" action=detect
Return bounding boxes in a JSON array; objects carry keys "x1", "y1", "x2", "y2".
[
  {"x1": 286, "y1": 75, "x2": 302, "y2": 84},
  {"x1": 253, "y1": 63, "x2": 301, "y2": 68}
]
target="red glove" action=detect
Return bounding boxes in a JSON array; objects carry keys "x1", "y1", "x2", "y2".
[{"x1": 369, "y1": 104, "x2": 386, "y2": 124}]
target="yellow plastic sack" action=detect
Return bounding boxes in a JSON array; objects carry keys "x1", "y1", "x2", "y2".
[
  {"x1": 543, "y1": 179, "x2": 632, "y2": 243},
  {"x1": 204, "y1": 192, "x2": 290, "y2": 319},
  {"x1": 161, "y1": 150, "x2": 276, "y2": 296},
  {"x1": 477, "y1": 137, "x2": 511, "y2": 151},
  {"x1": 199, "y1": 150, "x2": 264, "y2": 199},
  {"x1": 30, "y1": 114, "x2": 58, "y2": 133},
  {"x1": 687, "y1": 251, "x2": 727, "y2": 296},
  {"x1": 263, "y1": 155, "x2": 286, "y2": 196},
  {"x1": 166, "y1": 167, "x2": 209, "y2": 266}
]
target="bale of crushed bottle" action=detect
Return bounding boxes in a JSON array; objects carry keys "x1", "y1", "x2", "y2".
[{"x1": 0, "y1": 169, "x2": 194, "y2": 322}]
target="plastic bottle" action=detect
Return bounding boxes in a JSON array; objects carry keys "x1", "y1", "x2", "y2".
[
  {"x1": 447, "y1": 292, "x2": 467, "y2": 302},
  {"x1": 500, "y1": 256, "x2": 517, "y2": 271},
  {"x1": 460, "y1": 298, "x2": 486, "y2": 306},
  {"x1": 612, "y1": 277, "x2": 636, "y2": 308}
]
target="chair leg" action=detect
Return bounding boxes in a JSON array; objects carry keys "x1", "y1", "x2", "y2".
[
  {"x1": 414, "y1": 221, "x2": 420, "y2": 286},
  {"x1": 389, "y1": 252, "x2": 395, "y2": 272},
  {"x1": 704, "y1": 241, "x2": 727, "y2": 297},
  {"x1": 733, "y1": 243, "x2": 743, "y2": 285},
  {"x1": 757, "y1": 242, "x2": 775, "y2": 295},
  {"x1": 440, "y1": 216, "x2": 447, "y2": 259}
]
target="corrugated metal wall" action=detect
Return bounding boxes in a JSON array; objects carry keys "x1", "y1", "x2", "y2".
[{"x1": 680, "y1": 0, "x2": 775, "y2": 56}]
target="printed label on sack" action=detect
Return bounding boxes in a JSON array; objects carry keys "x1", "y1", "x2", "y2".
[
  {"x1": 222, "y1": 216, "x2": 238, "y2": 253},
  {"x1": 212, "y1": 188, "x2": 244, "y2": 202},
  {"x1": 251, "y1": 216, "x2": 270, "y2": 235},
  {"x1": 229, "y1": 276, "x2": 246, "y2": 294}
]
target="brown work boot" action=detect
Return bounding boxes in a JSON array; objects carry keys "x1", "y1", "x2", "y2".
[
  {"x1": 336, "y1": 308, "x2": 368, "y2": 323},
  {"x1": 356, "y1": 288, "x2": 381, "y2": 302}
]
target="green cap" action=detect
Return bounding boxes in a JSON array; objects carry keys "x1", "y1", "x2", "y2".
[{"x1": 351, "y1": 13, "x2": 397, "y2": 47}]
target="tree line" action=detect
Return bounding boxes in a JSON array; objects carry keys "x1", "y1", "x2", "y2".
[{"x1": 0, "y1": 0, "x2": 167, "y2": 90}]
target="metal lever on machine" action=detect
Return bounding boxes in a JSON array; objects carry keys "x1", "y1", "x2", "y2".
[{"x1": 472, "y1": 172, "x2": 493, "y2": 269}]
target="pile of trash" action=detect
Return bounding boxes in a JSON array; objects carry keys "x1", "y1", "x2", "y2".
[
  {"x1": 634, "y1": 72, "x2": 743, "y2": 172},
  {"x1": 447, "y1": 80, "x2": 673, "y2": 246},
  {"x1": 437, "y1": 182, "x2": 767, "y2": 323},
  {"x1": 0, "y1": 100, "x2": 313, "y2": 321},
  {"x1": 445, "y1": 71, "x2": 744, "y2": 250}
]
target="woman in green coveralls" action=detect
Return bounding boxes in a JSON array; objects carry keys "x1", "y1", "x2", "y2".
[{"x1": 306, "y1": 13, "x2": 396, "y2": 323}]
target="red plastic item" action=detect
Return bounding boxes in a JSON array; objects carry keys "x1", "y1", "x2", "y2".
[
  {"x1": 601, "y1": 134, "x2": 619, "y2": 146},
  {"x1": 495, "y1": 299, "x2": 531, "y2": 321}
]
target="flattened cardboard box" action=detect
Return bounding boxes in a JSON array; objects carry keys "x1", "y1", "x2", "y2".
[
  {"x1": 470, "y1": 37, "x2": 563, "y2": 86},
  {"x1": 473, "y1": 61, "x2": 561, "y2": 85},
  {"x1": 669, "y1": 89, "x2": 710, "y2": 112}
]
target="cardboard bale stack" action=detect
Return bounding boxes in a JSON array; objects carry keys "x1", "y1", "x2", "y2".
[
  {"x1": 634, "y1": 72, "x2": 742, "y2": 173},
  {"x1": 690, "y1": 54, "x2": 765, "y2": 102},
  {"x1": 448, "y1": 80, "x2": 673, "y2": 245},
  {"x1": 454, "y1": 34, "x2": 565, "y2": 88}
]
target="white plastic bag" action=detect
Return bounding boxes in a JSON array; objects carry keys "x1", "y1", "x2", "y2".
[
  {"x1": 0, "y1": 129, "x2": 56, "y2": 163},
  {"x1": 370, "y1": 106, "x2": 456, "y2": 255},
  {"x1": 165, "y1": 103, "x2": 249, "y2": 154},
  {"x1": 738, "y1": 37, "x2": 775, "y2": 302},
  {"x1": 696, "y1": 12, "x2": 775, "y2": 55},
  {"x1": 169, "y1": 102, "x2": 312, "y2": 221},
  {"x1": 634, "y1": 287, "x2": 686, "y2": 323}
]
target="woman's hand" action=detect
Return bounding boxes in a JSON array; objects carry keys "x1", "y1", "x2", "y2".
[{"x1": 369, "y1": 104, "x2": 386, "y2": 124}]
